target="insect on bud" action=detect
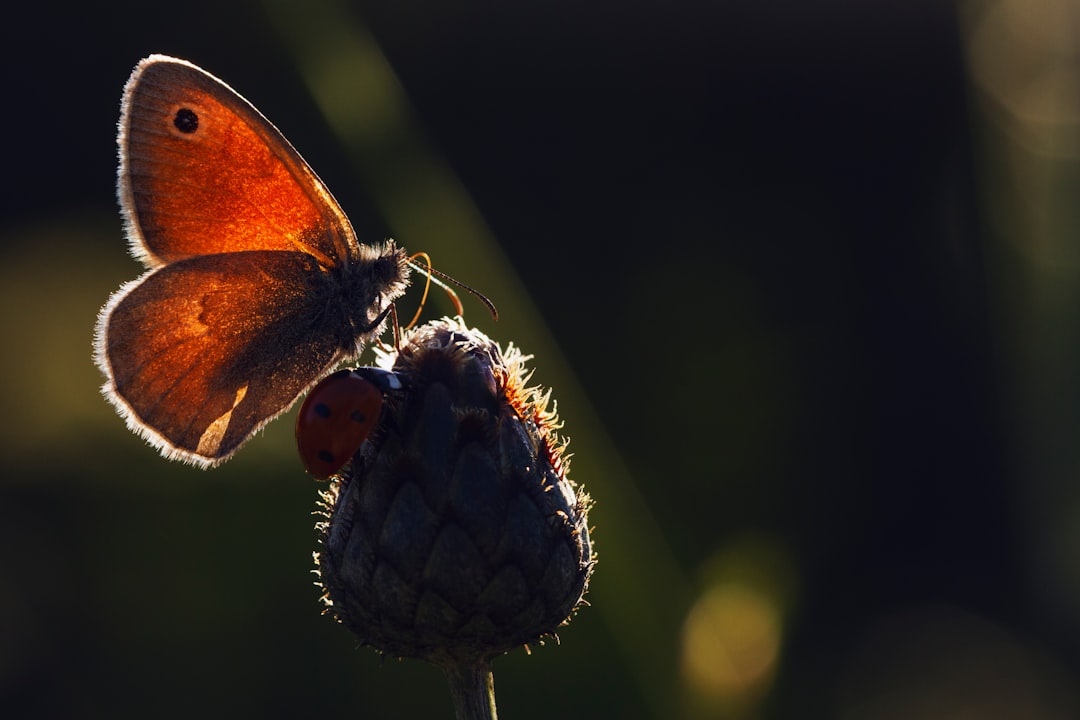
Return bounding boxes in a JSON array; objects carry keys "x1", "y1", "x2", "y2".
[{"x1": 315, "y1": 318, "x2": 594, "y2": 665}]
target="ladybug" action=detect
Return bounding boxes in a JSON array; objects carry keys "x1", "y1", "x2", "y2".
[{"x1": 295, "y1": 367, "x2": 402, "y2": 479}]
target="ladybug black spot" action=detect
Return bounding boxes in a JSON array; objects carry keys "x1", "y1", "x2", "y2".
[
  {"x1": 350, "y1": 410, "x2": 367, "y2": 424},
  {"x1": 173, "y1": 107, "x2": 199, "y2": 134},
  {"x1": 314, "y1": 403, "x2": 332, "y2": 419},
  {"x1": 318, "y1": 450, "x2": 335, "y2": 463}
]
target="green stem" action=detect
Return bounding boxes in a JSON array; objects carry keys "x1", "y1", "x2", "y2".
[{"x1": 444, "y1": 660, "x2": 498, "y2": 720}]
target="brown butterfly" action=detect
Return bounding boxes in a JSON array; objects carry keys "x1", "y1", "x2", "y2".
[{"x1": 94, "y1": 55, "x2": 412, "y2": 467}]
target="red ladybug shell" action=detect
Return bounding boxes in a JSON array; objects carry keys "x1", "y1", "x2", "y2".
[{"x1": 296, "y1": 369, "x2": 386, "y2": 479}]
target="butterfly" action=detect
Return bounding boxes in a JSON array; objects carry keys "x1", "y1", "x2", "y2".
[{"x1": 94, "y1": 55, "x2": 412, "y2": 468}]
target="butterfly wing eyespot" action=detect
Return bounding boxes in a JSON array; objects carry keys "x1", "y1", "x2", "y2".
[{"x1": 295, "y1": 368, "x2": 402, "y2": 478}]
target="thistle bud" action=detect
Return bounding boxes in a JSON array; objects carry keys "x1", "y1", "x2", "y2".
[{"x1": 316, "y1": 318, "x2": 593, "y2": 665}]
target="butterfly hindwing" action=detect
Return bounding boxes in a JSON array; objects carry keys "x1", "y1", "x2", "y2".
[{"x1": 99, "y1": 251, "x2": 349, "y2": 465}]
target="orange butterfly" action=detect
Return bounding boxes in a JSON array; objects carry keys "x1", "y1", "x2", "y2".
[{"x1": 95, "y1": 55, "x2": 410, "y2": 467}]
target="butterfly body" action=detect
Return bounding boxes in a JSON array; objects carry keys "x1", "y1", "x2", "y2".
[{"x1": 95, "y1": 55, "x2": 410, "y2": 467}]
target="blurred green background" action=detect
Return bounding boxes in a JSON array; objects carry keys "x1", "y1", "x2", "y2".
[{"x1": 3, "y1": 0, "x2": 1080, "y2": 717}]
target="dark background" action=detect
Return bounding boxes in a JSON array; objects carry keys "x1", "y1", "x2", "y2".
[{"x1": 2, "y1": 1, "x2": 1078, "y2": 718}]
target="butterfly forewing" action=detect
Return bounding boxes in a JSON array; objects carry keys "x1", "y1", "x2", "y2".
[{"x1": 120, "y1": 55, "x2": 354, "y2": 269}]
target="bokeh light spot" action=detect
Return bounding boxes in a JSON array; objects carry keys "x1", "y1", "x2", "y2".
[{"x1": 681, "y1": 582, "x2": 781, "y2": 702}]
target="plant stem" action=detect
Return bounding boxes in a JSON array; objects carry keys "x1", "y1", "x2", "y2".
[{"x1": 444, "y1": 660, "x2": 498, "y2": 720}]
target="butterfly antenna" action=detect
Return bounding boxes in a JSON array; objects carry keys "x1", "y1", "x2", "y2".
[
  {"x1": 407, "y1": 254, "x2": 499, "y2": 321},
  {"x1": 404, "y1": 252, "x2": 438, "y2": 329}
]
